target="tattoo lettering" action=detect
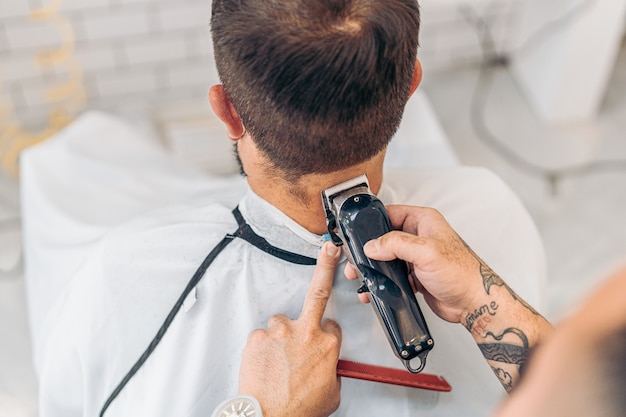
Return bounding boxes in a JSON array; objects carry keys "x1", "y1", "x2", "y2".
[
  {"x1": 470, "y1": 316, "x2": 492, "y2": 337},
  {"x1": 464, "y1": 301, "x2": 499, "y2": 335}
]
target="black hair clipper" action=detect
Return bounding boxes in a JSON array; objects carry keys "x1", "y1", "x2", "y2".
[{"x1": 322, "y1": 174, "x2": 433, "y2": 373}]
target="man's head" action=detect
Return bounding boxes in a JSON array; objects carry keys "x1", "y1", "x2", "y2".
[{"x1": 210, "y1": 0, "x2": 421, "y2": 180}]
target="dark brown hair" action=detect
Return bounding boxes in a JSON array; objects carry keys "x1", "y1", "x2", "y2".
[{"x1": 211, "y1": 0, "x2": 420, "y2": 179}]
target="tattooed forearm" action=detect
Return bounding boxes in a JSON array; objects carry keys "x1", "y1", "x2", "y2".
[
  {"x1": 464, "y1": 301, "x2": 499, "y2": 335},
  {"x1": 478, "y1": 343, "x2": 526, "y2": 365},
  {"x1": 460, "y1": 236, "x2": 540, "y2": 316},
  {"x1": 480, "y1": 328, "x2": 529, "y2": 365},
  {"x1": 478, "y1": 328, "x2": 530, "y2": 391},
  {"x1": 459, "y1": 235, "x2": 552, "y2": 391},
  {"x1": 485, "y1": 328, "x2": 529, "y2": 347},
  {"x1": 480, "y1": 264, "x2": 540, "y2": 316},
  {"x1": 491, "y1": 367, "x2": 514, "y2": 392},
  {"x1": 480, "y1": 263, "x2": 505, "y2": 294}
]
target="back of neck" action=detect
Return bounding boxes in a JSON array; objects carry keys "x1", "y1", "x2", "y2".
[{"x1": 247, "y1": 154, "x2": 385, "y2": 235}]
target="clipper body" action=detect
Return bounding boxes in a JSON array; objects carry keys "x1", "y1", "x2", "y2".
[{"x1": 322, "y1": 175, "x2": 433, "y2": 373}]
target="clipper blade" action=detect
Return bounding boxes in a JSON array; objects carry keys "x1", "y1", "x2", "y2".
[
  {"x1": 322, "y1": 174, "x2": 370, "y2": 202},
  {"x1": 321, "y1": 174, "x2": 370, "y2": 216}
]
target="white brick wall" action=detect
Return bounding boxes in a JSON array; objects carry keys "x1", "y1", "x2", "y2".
[
  {"x1": 124, "y1": 35, "x2": 187, "y2": 66},
  {"x1": 167, "y1": 58, "x2": 218, "y2": 89},
  {"x1": 4, "y1": 20, "x2": 64, "y2": 50},
  {"x1": 0, "y1": 25, "x2": 8, "y2": 53},
  {"x1": 20, "y1": 78, "x2": 59, "y2": 109},
  {"x1": 73, "y1": 44, "x2": 118, "y2": 72},
  {"x1": 0, "y1": 1, "x2": 31, "y2": 20},
  {"x1": 1, "y1": 55, "x2": 41, "y2": 82},
  {"x1": 157, "y1": 2, "x2": 210, "y2": 31},
  {"x1": 60, "y1": 0, "x2": 110, "y2": 12},
  {"x1": 82, "y1": 8, "x2": 152, "y2": 40},
  {"x1": 0, "y1": 0, "x2": 536, "y2": 129},
  {"x1": 95, "y1": 68, "x2": 158, "y2": 97},
  {"x1": 185, "y1": 28, "x2": 214, "y2": 59}
]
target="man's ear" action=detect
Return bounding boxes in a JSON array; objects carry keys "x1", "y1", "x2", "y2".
[
  {"x1": 208, "y1": 85, "x2": 246, "y2": 141},
  {"x1": 408, "y1": 59, "x2": 423, "y2": 98}
]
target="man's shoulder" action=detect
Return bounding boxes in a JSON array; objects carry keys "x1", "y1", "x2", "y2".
[
  {"x1": 383, "y1": 166, "x2": 523, "y2": 214},
  {"x1": 99, "y1": 198, "x2": 239, "y2": 267},
  {"x1": 49, "y1": 199, "x2": 242, "y2": 346},
  {"x1": 384, "y1": 166, "x2": 546, "y2": 308},
  {"x1": 107, "y1": 198, "x2": 237, "y2": 236},
  {"x1": 382, "y1": 165, "x2": 539, "y2": 259}
]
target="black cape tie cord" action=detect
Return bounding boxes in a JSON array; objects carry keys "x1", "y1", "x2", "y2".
[
  {"x1": 231, "y1": 206, "x2": 317, "y2": 266},
  {"x1": 100, "y1": 206, "x2": 317, "y2": 416}
]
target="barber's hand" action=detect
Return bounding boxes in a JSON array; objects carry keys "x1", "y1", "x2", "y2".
[
  {"x1": 239, "y1": 242, "x2": 343, "y2": 417},
  {"x1": 344, "y1": 205, "x2": 484, "y2": 324}
]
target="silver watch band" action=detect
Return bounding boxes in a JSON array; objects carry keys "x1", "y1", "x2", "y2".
[{"x1": 211, "y1": 394, "x2": 264, "y2": 417}]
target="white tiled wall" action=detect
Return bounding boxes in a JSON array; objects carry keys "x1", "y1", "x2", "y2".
[
  {"x1": 0, "y1": 0, "x2": 216, "y2": 129},
  {"x1": 0, "y1": 0, "x2": 530, "y2": 129}
]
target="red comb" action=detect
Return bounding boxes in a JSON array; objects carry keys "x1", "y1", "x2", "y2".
[{"x1": 336, "y1": 359, "x2": 452, "y2": 392}]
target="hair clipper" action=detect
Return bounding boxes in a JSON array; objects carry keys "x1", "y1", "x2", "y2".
[{"x1": 322, "y1": 174, "x2": 433, "y2": 373}]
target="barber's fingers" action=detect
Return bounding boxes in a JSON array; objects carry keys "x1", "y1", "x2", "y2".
[
  {"x1": 364, "y1": 230, "x2": 431, "y2": 266},
  {"x1": 267, "y1": 314, "x2": 290, "y2": 332},
  {"x1": 385, "y1": 205, "x2": 446, "y2": 235},
  {"x1": 343, "y1": 262, "x2": 358, "y2": 281},
  {"x1": 321, "y1": 318, "x2": 342, "y2": 344},
  {"x1": 299, "y1": 242, "x2": 341, "y2": 325},
  {"x1": 343, "y1": 260, "x2": 372, "y2": 304}
]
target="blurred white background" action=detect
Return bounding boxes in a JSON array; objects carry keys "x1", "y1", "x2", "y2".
[{"x1": 1, "y1": 0, "x2": 626, "y2": 416}]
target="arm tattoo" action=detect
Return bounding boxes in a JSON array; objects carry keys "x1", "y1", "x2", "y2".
[
  {"x1": 480, "y1": 263, "x2": 540, "y2": 316},
  {"x1": 482, "y1": 327, "x2": 530, "y2": 358},
  {"x1": 480, "y1": 263, "x2": 504, "y2": 294},
  {"x1": 459, "y1": 235, "x2": 540, "y2": 316},
  {"x1": 478, "y1": 343, "x2": 526, "y2": 365},
  {"x1": 479, "y1": 328, "x2": 529, "y2": 366},
  {"x1": 479, "y1": 328, "x2": 530, "y2": 392},
  {"x1": 464, "y1": 302, "x2": 499, "y2": 335},
  {"x1": 491, "y1": 367, "x2": 514, "y2": 391}
]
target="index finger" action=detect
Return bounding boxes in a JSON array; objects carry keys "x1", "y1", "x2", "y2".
[
  {"x1": 299, "y1": 242, "x2": 341, "y2": 325},
  {"x1": 364, "y1": 230, "x2": 432, "y2": 266},
  {"x1": 386, "y1": 205, "x2": 440, "y2": 234}
]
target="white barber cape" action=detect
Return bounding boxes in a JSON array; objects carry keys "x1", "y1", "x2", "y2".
[{"x1": 35, "y1": 167, "x2": 545, "y2": 417}]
